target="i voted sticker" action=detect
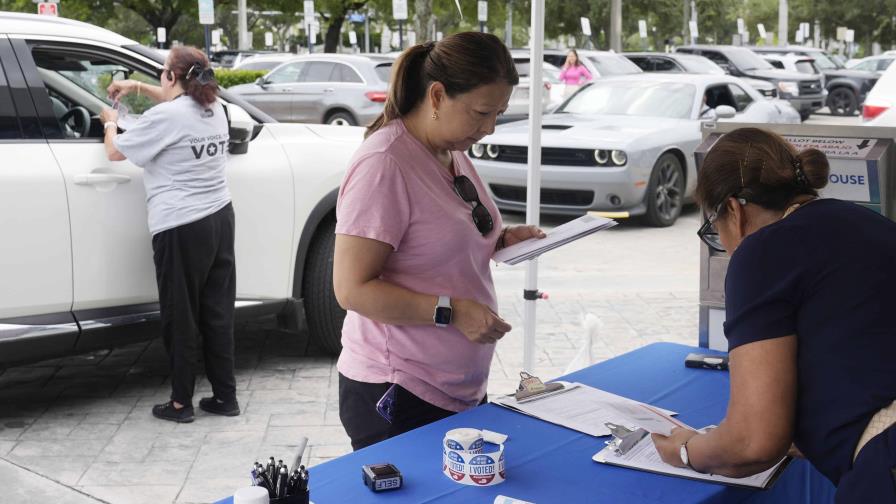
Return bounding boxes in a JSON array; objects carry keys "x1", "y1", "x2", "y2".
[{"x1": 442, "y1": 428, "x2": 507, "y2": 487}]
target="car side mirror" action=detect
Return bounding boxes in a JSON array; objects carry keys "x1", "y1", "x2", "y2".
[
  {"x1": 714, "y1": 105, "x2": 737, "y2": 119},
  {"x1": 255, "y1": 77, "x2": 268, "y2": 88}
]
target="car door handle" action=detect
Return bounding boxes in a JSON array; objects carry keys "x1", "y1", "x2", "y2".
[
  {"x1": 282, "y1": 88, "x2": 292, "y2": 92},
  {"x1": 73, "y1": 173, "x2": 132, "y2": 186},
  {"x1": 323, "y1": 88, "x2": 335, "y2": 93}
]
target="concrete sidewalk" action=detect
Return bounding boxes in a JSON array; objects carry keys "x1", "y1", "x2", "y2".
[{"x1": 0, "y1": 458, "x2": 105, "y2": 503}]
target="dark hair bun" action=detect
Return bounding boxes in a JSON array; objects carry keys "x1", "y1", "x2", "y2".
[{"x1": 797, "y1": 148, "x2": 830, "y2": 190}]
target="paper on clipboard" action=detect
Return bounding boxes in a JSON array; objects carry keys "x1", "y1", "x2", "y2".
[
  {"x1": 493, "y1": 214, "x2": 617, "y2": 265},
  {"x1": 492, "y1": 382, "x2": 677, "y2": 437}
]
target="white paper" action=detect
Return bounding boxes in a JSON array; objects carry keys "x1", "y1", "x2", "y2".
[
  {"x1": 608, "y1": 402, "x2": 688, "y2": 436},
  {"x1": 493, "y1": 214, "x2": 616, "y2": 265},
  {"x1": 493, "y1": 382, "x2": 676, "y2": 437},
  {"x1": 593, "y1": 435, "x2": 786, "y2": 489}
]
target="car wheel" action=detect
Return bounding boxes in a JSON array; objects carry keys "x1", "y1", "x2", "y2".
[
  {"x1": 302, "y1": 216, "x2": 346, "y2": 355},
  {"x1": 827, "y1": 88, "x2": 858, "y2": 116},
  {"x1": 326, "y1": 111, "x2": 357, "y2": 126},
  {"x1": 644, "y1": 153, "x2": 685, "y2": 228}
]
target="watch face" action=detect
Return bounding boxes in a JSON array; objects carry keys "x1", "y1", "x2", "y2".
[
  {"x1": 680, "y1": 444, "x2": 689, "y2": 465},
  {"x1": 434, "y1": 306, "x2": 452, "y2": 325}
]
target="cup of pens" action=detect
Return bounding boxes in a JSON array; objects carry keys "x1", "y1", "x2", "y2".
[{"x1": 251, "y1": 456, "x2": 310, "y2": 504}]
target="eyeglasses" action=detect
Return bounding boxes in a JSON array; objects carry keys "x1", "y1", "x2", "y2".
[
  {"x1": 697, "y1": 194, "x2": 747, "y2": 253},
  {"x1": 453, "y1": 175, "x2": 494, "y2": 235}
]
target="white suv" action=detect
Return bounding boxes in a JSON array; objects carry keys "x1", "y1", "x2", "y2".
[{"x1": 0, "y1": 13, "x2": 360, "y2": 364}]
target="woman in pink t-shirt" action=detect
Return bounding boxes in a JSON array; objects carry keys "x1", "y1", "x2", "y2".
[
  {"x1": 559, "y1": 49, "x2": 593, "y2": 85},
  {"x1": 333, "y1": 32, "x2": 546, "y2": 450}
]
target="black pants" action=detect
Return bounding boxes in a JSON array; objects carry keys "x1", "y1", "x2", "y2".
[
  {"x1": 152, "y1": 203, "x2": 237, "y2": 407},
  {"x1": 338, "y1": 373, "x2": 485, "y2": 451}
]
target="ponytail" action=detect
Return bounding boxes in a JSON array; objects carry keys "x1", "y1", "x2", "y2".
[{"x1": 365, "y1": 32, "x2": 519, "y2": 139}]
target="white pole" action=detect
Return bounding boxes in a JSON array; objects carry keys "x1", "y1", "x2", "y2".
[
  {"x1": 778, "y1": 0, "x2": 788, "y2": 46},
  {"x1": 238, "y1": 0, "x2": 249, "y2": 50},
  {"x1": 524, "y1": 0, "x2": 545, "y2": 373}
]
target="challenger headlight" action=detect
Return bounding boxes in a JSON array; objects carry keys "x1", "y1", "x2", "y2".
[
  {"x1": 486, "y1": 144, "x2": 500, "y2": 159},
  {"x1": 471, "y1": 143, "x2": 485, "y2": 158},
  {"x1": 611, "y1": 150, "x2": 627, "y2": 166},
  {"x1": 778, "y1": 81, "x2": 799, "y2": 96},
  {"x1": 594, "y1": 149, "x2": 609, "y2": 165}
]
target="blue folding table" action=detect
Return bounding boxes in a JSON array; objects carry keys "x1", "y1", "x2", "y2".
[{"x1": 217, "y1": 342, "x2": 835, "y2": 503}]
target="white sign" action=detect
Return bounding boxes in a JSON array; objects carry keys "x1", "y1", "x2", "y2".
[
  {"x1": 801, "y1": 22, "x2": 810, "y2": 39},
  {"x1": 737, "y1": 18, "x2": 745, "y2": 34},
  {"x1": 836, "y1": 26, "x2": 847, "y2": 41},
  {"x1": 846, "y1": 29, "x2": 855, "y2": 43},
  {"x1": 348, "y1": 30, "x2": 358, "y2": 46},
  {"x1": 37, "y1": 2, "x2": 57, "y2": 15},
  {"x1": 796, "y1": 29, "x2": 804, "y2": 44},
  {"x1": 784, "y1": 136, "x2": 876, "y2": 159},
  {"x1": 381, "y1": 27, "x2": 392, "y2": 51},
  {"x1": 757, "y1": 23, "x2": 767, "y2": 39},
  {"x1": 265, "y1": 31, "x2": 273, "y2": 47},
  {"x1": 689, "y1": 20, "x2": 699, "y2": 38},
  {"x1": 436, "y1": 31, "x2": 443, "y2": 41},
  {"x1": 821, "y1": 161, "x2": 872, "y2": 202},
  {"x1": 198, "y1": 0, "x2": 214, "y2": 25},
  {"x1": 211, "y1": 29, "x2": 221, "y2": 45},
  {"x1": 391, "y1": 31, "x2": 400, "y2": 48},
  {"x1": 157, "y1": 27, "x2": 167, "y2": 43},
  {"x1": 580, "y1": 17, "x2": 592, "y2": 37},
  {"x1": 638, "y1": 19, "x2": 647, "y2": 38},
  {"x1": 393, "y1": 0, "x2": 408, "y2": 20},
  {"x1": 478, "y1": 1, "x2": 487, "y2": 22},
  {"x1": 304, "y1": 0, "x2": 314, "y2": 23}
]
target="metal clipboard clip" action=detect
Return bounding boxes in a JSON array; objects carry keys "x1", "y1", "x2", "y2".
[
  {"x1": 514, "y1": 371, "x2": 567, "y2": 403},
  {"x1": 604, "y1": 422, "x2": 649, "y2": 456}
]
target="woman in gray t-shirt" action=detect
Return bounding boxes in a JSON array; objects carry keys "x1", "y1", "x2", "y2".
[{"x1": 99, "y1": 46, "x2": 239, "y2": 423}]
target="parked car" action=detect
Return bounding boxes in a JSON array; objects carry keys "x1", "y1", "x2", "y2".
[
  {"x1": 623, "y1": 51, "x2": 780, "y2": 99},
  {"x1": 502, "y1": 50, "x2": 557, "y2": 123},
  {"x1": 752, "y1": 46, "x2": 878, "y2": 116},
  {"x1": 847, "y1": 55, "x2": 895, "y2": 73},
  {"x1": 542, "y1": 48, "x2": 642, "y2": 79},
  {"x1": 469, "y1": 74, "x2": 799, "y2": 226},
  {"x1": 0, "y1": 12, "x2": 360, "y2": 365},
  {"x1": 210, "y1": 49, "x2": 277, "y2": 68},
  {"x1": 861, "y1": 58, "x2": 896, "y2": 121},
  {"x1": 233, "y1": 53, "x2": 295, "y2": 71},
  {"x1": 228, "y1": 54, "x2": 392, "y2": 126},
  {"x1": 676, "y1": 45, "x2": 826, "y2": 120}
]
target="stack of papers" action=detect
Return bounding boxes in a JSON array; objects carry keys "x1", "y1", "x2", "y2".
[
  {"x1": 493, "y1": 214, "x2": 617, "y2": 265},
  {"x1": 491, "y1": 382, "x2": 677, "y2": 437}
]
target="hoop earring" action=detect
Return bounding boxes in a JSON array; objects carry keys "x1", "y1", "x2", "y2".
[{"x1": 431, "y1": 110, "x2": 439, "y2": 120}]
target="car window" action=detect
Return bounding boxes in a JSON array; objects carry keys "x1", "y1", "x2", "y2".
[
  {"x1": 0, "y1": 56, "x2": 20, "y2": 139},
  {"x1": 678, "y1": 56, "x2": 726, "y2": 74},
  {"x1": 267, "y1": 62, "x2": 304, "y2": 84},
  {"x1": 587, "y1": 54, "x2": 641, "y2": 75},
  {"x1": 302, "y1": 61, "x2": 336, "y2": 82},
  {"x1": 702, "y1": 51, "x2": 730, "y2": 66},
  {"x1": 768, "y1": 60, "x2": 785, "y2": 69},
  {"x1": 853, "y1": 60, "x2": 876, "y2": 72},
  {"x1": 652, "y1": 57, "x2": 679, "y2": 72},
  {"x1": 374, "y1": 63, "x2": 392, "y2": 83},
  {"x1": 331, "y1": 63, "x2": 363, "y2": 83},
  {"x1": 627, "y1": 56, "x2": 651, "y2": 71},
  {"x1": 703, "y1": 84, "x2": 737, "y2": 110},
  {"x1": 810, "y1": 52, "x2": 839, "y2": 70},
  {"x1": 878, "y1": 58, "x2": 894, "y2": 71},
  {"x1": 725, "y1": 48, "x2": 774, "y2": 70},
  {"x1": 238, "y1": 60, "x2": 283, "y2": 71},
  {"x1": 795, "y1": 60, "x2": 816, "y2": 74},
  {"x1": 560, "y1": 80, "x2": 695, "y2": 119},
  {"x1": 727, "y1": 84, "x2": 753, "y2": 111}
]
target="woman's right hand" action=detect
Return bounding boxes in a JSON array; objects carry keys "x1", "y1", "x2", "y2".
[
  {"x1": 107, "y1": 79, "x2": 138, "y2": 101},
  {"x1": 451, "y1": 298, "x2": 512, "y2": 345}
]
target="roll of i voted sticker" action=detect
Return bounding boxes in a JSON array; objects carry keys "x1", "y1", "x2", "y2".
[{"x1": 442, "y1": 428, "x2": 507, "y2": 486}]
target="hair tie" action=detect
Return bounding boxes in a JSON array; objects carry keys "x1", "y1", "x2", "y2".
[
  {"x1": 197, "y1": 68, "x2": 216, "y2": 84},
  {"x1": 793, "y1": 158, "x2": 809, "y2": 188}
]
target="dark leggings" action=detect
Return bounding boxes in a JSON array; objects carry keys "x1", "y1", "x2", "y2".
[{"x1": 338, "y1": 373, "x2": 485, "y2": 451}]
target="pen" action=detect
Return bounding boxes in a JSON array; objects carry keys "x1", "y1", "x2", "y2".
[{"x1": 276, "y1": 466, "x2": 288, "y2": 497}]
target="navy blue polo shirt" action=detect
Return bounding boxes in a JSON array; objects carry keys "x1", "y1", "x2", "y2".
[{"x1": 723, "y1": 198, "x2": 896, "y2": 485}]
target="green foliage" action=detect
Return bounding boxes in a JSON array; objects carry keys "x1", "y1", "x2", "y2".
[{"x1": 214, "y1": 69, "x2": 268, "y2": 89}]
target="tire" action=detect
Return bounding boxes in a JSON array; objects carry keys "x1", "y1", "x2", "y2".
[
  {"x1": 827, "y1": 87, "x2": 858, "y2": 116},
  {"x1": 644, "y1": 153, "x2": 685, "y2": 228},
  {"x1": 302, "y1": 216, "x2": 346, "y2": 355},
  {"x1": 325, "y1": 111, "x2": 357, "y2": 126}
]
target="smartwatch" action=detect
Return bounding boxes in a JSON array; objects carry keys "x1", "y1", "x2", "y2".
[{"x1": 433, "y1": 296, "x2": 452, "y2": 327}]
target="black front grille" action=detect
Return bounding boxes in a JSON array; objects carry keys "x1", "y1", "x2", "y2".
[
  {"x1": 490, "y1": 184, "x2": 594, "y2": 206},
  {"x1": 494, "y1": 145, "x2": 598, "y2": 166},
  {"x1": 799, "y1": 80, "x2": 823, "y2": 95}
]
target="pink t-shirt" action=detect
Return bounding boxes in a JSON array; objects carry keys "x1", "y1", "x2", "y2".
[
  {"x1": 559, "y1": 64, "x2": 593, "y2": 85},
  {"x1": 335, "y1": 119, "x2": 504, "y2": 412}
]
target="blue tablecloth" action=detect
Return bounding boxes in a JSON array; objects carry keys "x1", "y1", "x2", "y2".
[{"x1": 218, "y1": 342, "x2": 835, "y2": 503}]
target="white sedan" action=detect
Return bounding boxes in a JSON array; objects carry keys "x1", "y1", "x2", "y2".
[{"x1": 471, "y1": 73, "x2": 799, "y2": 226}]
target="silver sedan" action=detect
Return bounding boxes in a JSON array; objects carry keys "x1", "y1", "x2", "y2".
[{"x1": 471, "y1": 73, "x2": 799, "y2": 226}]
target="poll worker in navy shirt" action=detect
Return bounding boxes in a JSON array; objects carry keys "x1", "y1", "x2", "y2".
[{"x1": 652, "y1": 128, "x2": 896, "y2": 503}]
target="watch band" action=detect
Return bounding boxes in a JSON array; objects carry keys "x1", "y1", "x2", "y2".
[
  {"x1": 104, "y1": 121, "x2": 118, "y2": 131},
  {"x1": 437, "y1": 296, "x2": 450, "y2": 309},
  {"x1": 682, "y1": 438, "x2": 703, "y2": 473},
  {"x1": 434, "y1": 295, "x2": 452, "y2": 327}
]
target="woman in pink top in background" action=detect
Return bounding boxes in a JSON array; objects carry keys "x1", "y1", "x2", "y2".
[
  {"x1": 333, "y1": 32, "x2": 546, "y2": 450},
  {"x1": 559, "y1": 49, "x2": 593, "y2": 86}
]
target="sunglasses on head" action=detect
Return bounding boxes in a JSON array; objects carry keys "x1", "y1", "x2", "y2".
[
  {"x1": 697, "y1": 194, "x2": 747, "y2": 253},
  {"x1": 453, "y1": 175, "x2": 494, "y2": 236}
]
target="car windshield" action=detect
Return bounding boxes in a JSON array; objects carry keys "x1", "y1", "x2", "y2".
[
  {"x1": 809, "y1": 52, "x2": 840, "y2": 70},
  {"x1": 559, "y1": 80, "x2": 695, "y2": 119},
  {"x1": 587, "y1": 54, "x2": 642, "y2": 75},
  {"x1": 374, "y1": 63, "x2": 393, "y2": 82},
  {"x1": 727, "y1": 48, "x2": 774, "y2": 71},
  {"x1": 679, "y1": 57, "x2": 725, "y2": 74}
]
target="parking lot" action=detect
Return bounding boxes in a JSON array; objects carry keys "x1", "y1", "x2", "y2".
[{"x1": 0, "y1": 111, "x2": 860, "y2": 504}]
